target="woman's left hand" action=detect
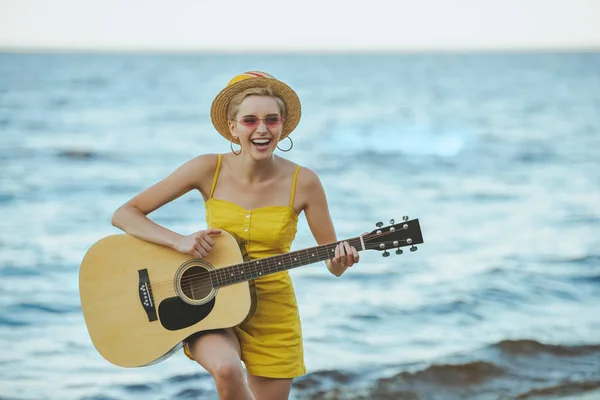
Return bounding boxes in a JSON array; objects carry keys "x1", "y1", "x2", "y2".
[{"x1": 330, "y1": 241, "x2": 360, "y2": 270}]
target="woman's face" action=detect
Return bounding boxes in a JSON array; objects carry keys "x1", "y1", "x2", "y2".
[{"x1": 229, "y1": 95, "x2": 284, "y2": 159}]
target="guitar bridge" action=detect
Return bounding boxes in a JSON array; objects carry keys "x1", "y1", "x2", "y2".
[{"x1": 138, "y1": 269, "x2": 157, "y2": 322}]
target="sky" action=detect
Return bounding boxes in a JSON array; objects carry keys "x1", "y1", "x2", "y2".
[{"x1": 1, "y1": 0, "x2": 599, "y2": 52}]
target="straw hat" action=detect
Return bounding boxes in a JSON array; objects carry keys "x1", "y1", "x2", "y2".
[{"x1": 210, "y1": 71, "x2": 301, "y2": 143}]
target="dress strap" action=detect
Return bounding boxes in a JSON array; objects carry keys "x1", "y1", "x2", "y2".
[
  {"x1": 209, "y1": 154, "x2": 222, "y2": 199},
  {"x1": 289, "y1": 165, "x2": 301, "y2": 207}
]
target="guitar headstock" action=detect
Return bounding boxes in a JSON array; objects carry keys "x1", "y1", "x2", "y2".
[{"x1": 363, "y1": 216, "x2": 424, "y2": 257}]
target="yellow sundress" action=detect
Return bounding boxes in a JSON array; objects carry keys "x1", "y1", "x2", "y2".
[{"x1": 183, "y1": 153, "x2": 306, "y2": 378}]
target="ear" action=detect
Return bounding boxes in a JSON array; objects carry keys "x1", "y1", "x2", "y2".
[{"x1": 228, "y1": 120, "x2": 236, "y2": 136}]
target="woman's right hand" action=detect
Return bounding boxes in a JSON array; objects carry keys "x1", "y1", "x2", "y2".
[{"x1": 173, "y1": 229, "x2": 222, "y2": 258}]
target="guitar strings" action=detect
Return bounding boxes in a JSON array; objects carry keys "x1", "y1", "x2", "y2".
[
  {"x1": 152, "y1": 237, "x2": 411, "y2": 295},
  {"x1": 148, "y1": 230, "x2": 414, "y2": 294},
  {"x1": 151, "y1": 231, "x2": 410, "y2": 293},
  {"x1": 154, "y1": 230, "x2": 404, "y2": 290},
  {"x1": 150, "y1": 239, "x2": 410, "y2": 298}
]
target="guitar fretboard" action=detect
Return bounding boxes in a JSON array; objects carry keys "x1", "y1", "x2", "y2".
[{"x1": 209, "y1": 237, "x2": 362, "y2": 288}]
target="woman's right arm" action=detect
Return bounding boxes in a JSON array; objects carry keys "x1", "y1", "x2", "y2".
[{"x1": 111, "y1": 154, "x2": 217, "y2": 253}]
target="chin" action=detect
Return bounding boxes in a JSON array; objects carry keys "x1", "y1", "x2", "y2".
[
  {"x1": 247, "y1": 145, "x2": 275, "y2": 160},
  {"x1": 250, "y1": 151, "x2": 274, "y2": 161}
]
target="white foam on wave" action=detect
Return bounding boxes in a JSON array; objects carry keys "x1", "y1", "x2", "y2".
[{"x1": 299, "y1": 112, "x2": 470, "y2": 158}]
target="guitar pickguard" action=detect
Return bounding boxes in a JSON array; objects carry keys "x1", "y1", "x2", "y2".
[{"x1": 158, "y1": 296, "x2": 216, "y2": 331}]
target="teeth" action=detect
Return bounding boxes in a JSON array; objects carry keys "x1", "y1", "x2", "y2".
[{"x1": 251, "y1": 139, "x2": 271, "y2": 144}]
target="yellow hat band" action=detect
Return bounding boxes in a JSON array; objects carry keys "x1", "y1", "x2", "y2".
[{"x1": 227, "y1": 71, "x2": 275, "y2": 86}]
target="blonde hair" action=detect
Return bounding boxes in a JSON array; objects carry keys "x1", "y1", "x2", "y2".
[{"x1": 227, "y1": 87, "x2": 286, "y2": 121}]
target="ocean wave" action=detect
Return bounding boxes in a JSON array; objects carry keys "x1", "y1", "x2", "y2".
[
  {"x1": 571, "y1": 274, "x2": 600, "y2": 284},
  {"x1": 0, "y1": 315, "x2": 29, "y2": 327},
  {"x1": 56, "y1": 149, "x2": 99, "y2": 160},
  {"x1": 166, "y1": 372, "x2": 207, "y2": 384},
  {"x1": 8, "y1": 302, "x2": 79, "y2": 315},
  {"x1": 292, "y1": 339, "x2": 600, "y2": 400},
  {"x1": 0, "y1": 193, "x2": 16, "y2": 204},
  {"x1": 0, "y1": 266, "x2": 42, "y2": 277},
  {"x1": 173, "y1": 388, "x2": 210, "y2": 399},
  {"x1": 121, "y1": 383, "x2": 155, "y2": 393},
  {"x1": 490, "y1": 339, "x2": 600, "y2": 357},
  {"x1": 545, "y1": 255, "x2": 600, "y2": 266},
  {"x1": 514, "y1": 381, "x2": 600, "y2": 399}
]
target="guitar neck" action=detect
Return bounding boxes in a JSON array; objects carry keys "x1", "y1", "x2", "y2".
[{"x1": 210, "y1": 236, "x2": 363, "y2": 288}]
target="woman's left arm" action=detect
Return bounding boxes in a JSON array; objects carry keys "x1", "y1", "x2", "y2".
[{"x1": 298, "y1": 167, "x2": 360, "y2": 277}]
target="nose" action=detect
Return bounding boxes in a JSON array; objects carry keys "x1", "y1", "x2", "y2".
[{"x1": 256, "y1": 119, "x2": 268, "y2": 132}]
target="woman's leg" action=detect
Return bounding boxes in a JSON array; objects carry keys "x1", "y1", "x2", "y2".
[
  {"x1": 247, "y1": 374, "x2": 293, "y2": 400},
  {"x1": 186, "y1": 329, "x2": 255, "y2": 400}
]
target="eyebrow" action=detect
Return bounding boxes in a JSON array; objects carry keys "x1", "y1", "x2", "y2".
[{"x1": 241, "y1": 113, "x2": 280, "y2": 117}]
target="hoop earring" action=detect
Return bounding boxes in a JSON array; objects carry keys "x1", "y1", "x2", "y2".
[
  {"x1": 277, "y1": 136, "x2": 293, "y2": 152},
  {"x1": 230, "y1": 137, "x2": 241, "y2": 155}
]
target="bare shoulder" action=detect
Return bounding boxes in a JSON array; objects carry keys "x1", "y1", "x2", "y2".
[
  {"x1": 187, "y1": 153, "x2": 220, "y2": 196},
  {"x1": 145, "y1": 152, "x2": 220, "y2": 198},
  {"x1": 190, "y1": 153, "x2": 219, "y2": 175},
  {"x1": 273, "y1": 156, "x2": 317, "y2": 182},
  {"x1": 296, "y1": 165, "x2": 321, "y2": 190},
  {"x1": 290, "y1": 163, "x2": 326, "y2": 212},
  {"x1": 118, "y1": 153, "x2": 220, "y2": 215}
]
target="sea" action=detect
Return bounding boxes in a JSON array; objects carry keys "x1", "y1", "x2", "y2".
[{"x1": 0, "y1": 52, "x2": 599, "y2": 399}]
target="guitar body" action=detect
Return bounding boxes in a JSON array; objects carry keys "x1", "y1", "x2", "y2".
[{"x1": 79, "y1": 231, "x2": 252, "y2": 368}]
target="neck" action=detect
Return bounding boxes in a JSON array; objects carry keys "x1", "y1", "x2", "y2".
[{"x1": 234, "y1": 153, "x2": 278, "y2": 183}]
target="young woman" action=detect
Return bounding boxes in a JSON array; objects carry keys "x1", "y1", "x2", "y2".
[{"x1": 111, "y1": 71, "x2": 360, "y2": 400}]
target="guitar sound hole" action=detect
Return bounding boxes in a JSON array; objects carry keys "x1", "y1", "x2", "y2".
[{"x1": 180, "y1": 266, "x2": 213, "y2": 301}]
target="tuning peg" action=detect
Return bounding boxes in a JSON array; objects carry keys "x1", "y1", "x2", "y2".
[
  {"x1": 389, "y1": 219, "x2": 395, "y2": 224},
  {"x1": 395, "y1": 249, "x2": 403, "y2": 255},
  {"x1": 410, "y1": 245, "x2": 418, "y2": 252},
  {"x1": 382, "y1": 251, "x2": 390, "y2": 257},
  {"x1": 402, "y1": 216, "x2": 409, "y2": 222},
  {"x1": 376, "y1": 221, "x2": 383, "y2": 228}
]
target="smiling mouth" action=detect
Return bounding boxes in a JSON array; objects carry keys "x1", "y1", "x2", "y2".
[{"x1": 250, "y1": 138, "x2": 272, "y2": 148}]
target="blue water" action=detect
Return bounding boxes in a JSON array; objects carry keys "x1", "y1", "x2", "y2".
[{"x1": 1, "y1": 52, "x2": 600, "y2": 400}]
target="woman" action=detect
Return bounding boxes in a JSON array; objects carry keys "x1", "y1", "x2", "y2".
[{"x1": 111, "y1": 71, "x2": 360, "y2": 400}]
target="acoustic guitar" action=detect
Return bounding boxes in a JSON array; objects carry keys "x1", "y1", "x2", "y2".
[{"x1": 79, "y1": 217, "x2": 423, "y2": 367}]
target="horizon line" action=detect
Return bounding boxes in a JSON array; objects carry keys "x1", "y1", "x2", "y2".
[{"x1": 1, "y1": 44, "x2": 600, "y2": 55}]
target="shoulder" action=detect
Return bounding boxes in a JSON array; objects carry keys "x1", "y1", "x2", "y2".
[
  {"x1": 291, "y1": 163, "x2": 324, "y2": 198},
  {"x1": 295, "y1": 165, "x2": 328, "y2": 212},
  {"x1": 184, "y1": 153, "x2": 220, "y2": 175},
  {"x1": 175, "y1": 153, "x2": 220, "y2": 192},
  {"x1": 296, "y1": 165, "x2": 321, "y2": 189},
  {"x1": 276, "y1": 156, "x2": 321, "y2": 188}
]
